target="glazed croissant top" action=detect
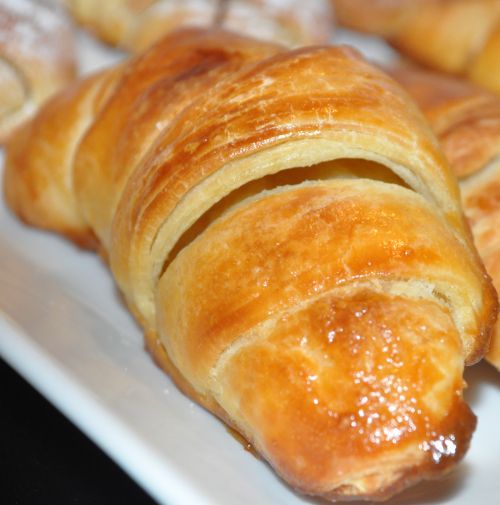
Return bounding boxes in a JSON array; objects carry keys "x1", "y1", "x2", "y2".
[
  {"x1": 389, "y1": 65, "x2": 500, "y2": 369},
  {"x1": 3, "y1": 28, "x2": 497, "y2": 501},
  {"x1": 62, "y1": 0, "x2": 334, "y2": 51},
  {"x1": 332, "y1": 0, "x2": 500, "y2": 95}
]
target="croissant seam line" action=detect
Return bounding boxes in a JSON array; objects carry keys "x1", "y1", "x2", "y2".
[{"x1": 208, "y1": 277, "x2": 455, "y2": 388}]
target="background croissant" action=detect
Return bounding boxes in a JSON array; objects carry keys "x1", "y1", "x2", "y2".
[
  {"x1": 332, "y1": 0, "x2": 500, "y2": 95},
  {"x1": 61, "y1": 0, "x2": 334, "y2": 51},
  {"x1": 0, "y1": 0, "x2": 76, "y2": 143},
  {"x1": 389, "y1": 65, "x2": 500, "y2": 370},
  {"x1": 3, "y1": 28, "x2": 497, "y2": 501}
]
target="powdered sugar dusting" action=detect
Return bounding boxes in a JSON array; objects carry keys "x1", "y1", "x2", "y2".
[
  {"x1": 259, "y1": 0, "x2": 331, "y2": 19},
  {"x1": 223, "y1": 0, "x2": 333, "y2": 46},
  {"x1": 144, "y1": 0, "x2": 218, "y2": 26},
  {"x1": 147, "y1": 0, "x2": 218, "y2": 17},
  {"x1": 0, "y1": 0, "x2": 74, "y2": 64}
]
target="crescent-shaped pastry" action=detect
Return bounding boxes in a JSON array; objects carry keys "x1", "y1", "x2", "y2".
[
  {"x1": 0, "y1": 0, "x2": 76, "y2": 143},
  {"x1": 3, "y1": 29, "x2": 497, "y2": 501},
  {"x1": 390, "y1": 65, "x2": 500, "y2": 369},
  {"x1": 62, "y1": 0, "x2": 334, "y2": 51},
  {"x1": 332, "y1": 0, "x2": 500, "y2": 95}
]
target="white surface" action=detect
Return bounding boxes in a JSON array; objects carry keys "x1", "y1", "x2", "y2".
[{"x1": 1, "y1": 28, "x2": 499, "y2": 505}]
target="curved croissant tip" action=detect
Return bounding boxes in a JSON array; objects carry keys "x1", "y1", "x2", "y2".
[{"x1": 212, "y1": 290, "x2": 475, "y2": 501}]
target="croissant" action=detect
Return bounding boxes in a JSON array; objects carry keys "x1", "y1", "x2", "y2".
[
  {"x1": 331, "y1": 0, "x2": 500, "y2": 95},
  {"x1": 389, "y1": 65, "x2": 500, "y2": 370},
  {"x1": 0, "y1": 0, "x2": 76, "y2": 143},
  {"x1": 3, "y1": 28, "x2": 497, "y2": 501},
  {"x1": 62, "y1": 0, "x2": 334, "y2": 51}
]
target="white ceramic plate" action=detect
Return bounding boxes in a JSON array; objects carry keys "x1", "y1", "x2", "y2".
[{"x1": 1, "y1": 28, "x2": 499, "y2": 505}]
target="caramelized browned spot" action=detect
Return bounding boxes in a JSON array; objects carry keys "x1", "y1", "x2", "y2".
[{"x1": 215, "y1": 291, "x2": 474, "y2": 498}]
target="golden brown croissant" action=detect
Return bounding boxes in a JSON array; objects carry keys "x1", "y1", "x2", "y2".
[
  {"x1": 389, "y1": 65, "x2": 500, "y2": 370},
  {"x1": 62, "y1": 0, "x2": 334, "y2": 51},
  {"x1": 332, "y1": 0, "x2": 500, "y2": 95},
  {"x1": 0, "y1": 0, "x2": 76, "y2": 143},
  {"x1": 3, "y1": 28, "x2": 497, "y2": 501}
]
